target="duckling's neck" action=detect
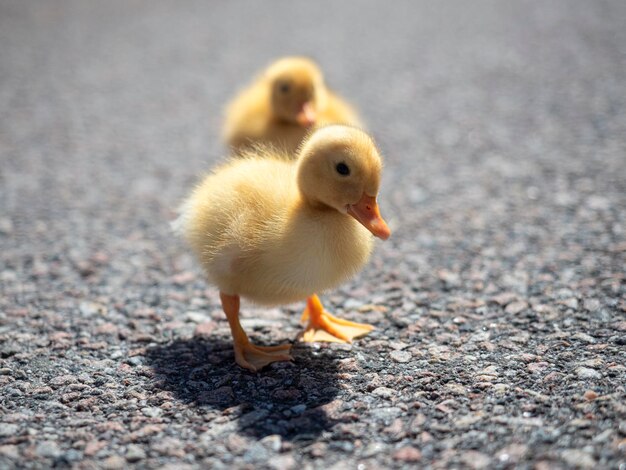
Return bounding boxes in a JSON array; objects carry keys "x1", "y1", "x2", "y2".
[
  {"x1": 296, "y1": 191, "x2": 336, "y2": 214},
  {"x1": 271, "y1": 114, "x2": 299, "y2": 127}
]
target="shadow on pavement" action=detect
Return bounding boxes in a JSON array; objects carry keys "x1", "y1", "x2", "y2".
[{"x1": 145, "y1": 336, "x2": 342, "y2": 441}]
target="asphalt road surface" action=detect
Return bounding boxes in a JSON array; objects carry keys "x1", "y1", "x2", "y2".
[{"x1": 1, "y1": 1, "x2": 625, "y2": 469}]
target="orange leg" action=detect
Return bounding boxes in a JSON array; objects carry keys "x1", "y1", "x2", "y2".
[
  {"x1": 300, "y1": 294, "x2": 374, "y2": 343},
  {"x1": 220, "y1": 292, "x2": 293, "y2": 372}
]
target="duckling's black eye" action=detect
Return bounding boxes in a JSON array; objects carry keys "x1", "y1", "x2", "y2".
[
  {"x1": 336, "y1": 162, "x2": 350, "y2": 176},
  {"x1": 278, "y1": 82, "x2": 291, "y2": 94}
]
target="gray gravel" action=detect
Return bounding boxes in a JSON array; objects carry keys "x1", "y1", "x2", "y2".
[{"x1": 1, "y1": 1, "x2": 626, "y2": 469}]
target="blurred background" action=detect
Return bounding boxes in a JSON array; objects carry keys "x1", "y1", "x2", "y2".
[{"x1": 1, "y1": 1, "x2": 625, "y2": 468}]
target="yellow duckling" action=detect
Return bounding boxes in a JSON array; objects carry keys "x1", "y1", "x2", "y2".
[
  {"x1": 177, "y1": 125, "x2": 390, "y2": 372},
  {"x1": 223, "y1": 57, "x2": 362, "y2": 154}
]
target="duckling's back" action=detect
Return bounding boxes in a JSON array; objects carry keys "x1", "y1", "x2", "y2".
[
  {"x1": 222, "y1": 83, "x2": 269, "y2": 151},
  {"x1": 176, "y1": 155, "x2": 297, "y2": 291},
  {"x1": 318, "y1": 90, "x2": 363, "y2": 128}
]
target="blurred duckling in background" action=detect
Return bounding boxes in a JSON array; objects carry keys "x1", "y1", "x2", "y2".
[
  {"x1": 223, "y1": 57, "x2": 362, "y2": 154},
  {"x1": 176, "y1": 125, "x2": 390, "y2": 371}
]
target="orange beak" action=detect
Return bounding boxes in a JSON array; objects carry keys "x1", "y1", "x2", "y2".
[
  {"x1": 347, "y1": 194, "x2": 391, "y2": 240},
  {"x1": 296, "y1": 102, "x2": 316, "y2": 127}
]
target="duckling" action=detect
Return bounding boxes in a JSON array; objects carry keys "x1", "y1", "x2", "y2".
[
  {"x1": 223, "y1": 57, "x2": 362, "y2": 154},
  {"x1": 176, "y1": 125, "x2": 390, "y2": 372}
]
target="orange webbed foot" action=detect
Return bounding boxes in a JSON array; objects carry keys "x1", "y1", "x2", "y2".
[
  {"x1": 300, "y1": 294, "x2": 374, "y2": 343},
  {"x1": 220, "y1": 292, "x2": 293, "y2": 372},
  {"x1": 234, "y1": 340, "x2": 293, "y2": 372}
]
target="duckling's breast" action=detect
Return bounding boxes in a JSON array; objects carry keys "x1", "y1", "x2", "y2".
[{"x1": 232, "y1": 211, "x2": 374, "y2": 305}]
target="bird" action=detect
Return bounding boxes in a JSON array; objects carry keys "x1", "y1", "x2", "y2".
[
  {"x1": 175, "y1": 125, "x2": 390, "y2": 372},
  {"x1": 222, "y1": 56, "x2": 362, "y2": 155}
]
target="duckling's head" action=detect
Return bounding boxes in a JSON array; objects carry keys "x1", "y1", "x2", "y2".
[
  {"x1": 265, "y1": 57, "x2": 327, "y2": 127},
  {"x1": 297, "y1": 125, "x2": 391, "y2": 240}
]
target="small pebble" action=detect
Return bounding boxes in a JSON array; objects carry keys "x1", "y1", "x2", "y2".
[
  {"x1": 505, "y1": 301, "x2": 528, "y2": 314},
  {"x1": 561, "y1": 298, "x2": 579, "y2": 309},
  {"x1": 371, "y1": 387, "x2": 395, "y2": 399},
  {"x1": 125, "y1": 444, "x2": 146, "y2": 462},
  {"x1": 572, "y1": 332, "x2": 596, "y2": 343},
  {"x1": 393, "y1": 446, "x2": 422, "y2": 462},
  {"x1": 35, "y1": 441, "x2": 61, "y2": 459},
  {"x1": 583, "y1": 390, "x2": 598, "y2": 401},
  {"x1": 527, "y1": 362, "x2": 549, "y2": 373},
  {"x1": 0, "y1": 424, "x2": 19, "y2": 438},
  {"x1": 260, "y1": 434, "x2": 282, "y2": 453},
  {"x1": 390, "y1": 350, "x2": 412, "y2": 363},
  {"x1": 0, "y1": 445, "x2": 20, "y2": 460},
  {"x1": 243, "y1": 442, "x2": 269, "y2": 463},
  {"x1": 102, "y1": 455, "x2": 126, "y2": 470},
  {"x1": 576, "y1": 367, "x2": 602, "y2": 380},
  {"x1": 560, "y1": 449, "x2": 596, "y2": 468},
  {"x1": 141, "y1": 407, "x2": 162, "y2": 418}
]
